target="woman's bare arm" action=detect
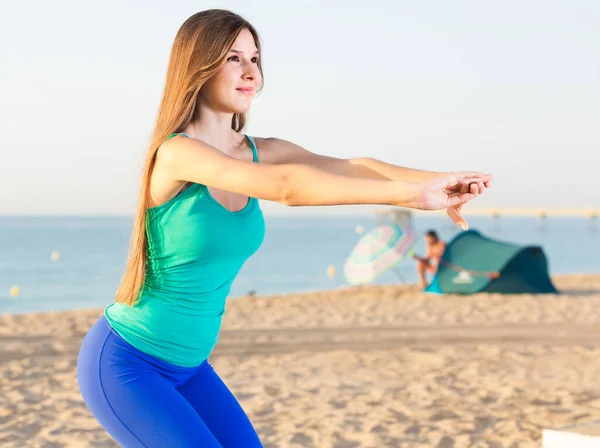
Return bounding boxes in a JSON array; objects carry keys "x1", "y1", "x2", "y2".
[
  {"x1": 254, "y1": 137, "x2": 447, "y2": 182},
  {"x1": 155, "y1": 135, "x2": 421, "y2": 207}
]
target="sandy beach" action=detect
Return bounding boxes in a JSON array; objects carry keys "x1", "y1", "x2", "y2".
[{"x1": 2, "y1": 273, "x2": 600, "y2": 447}]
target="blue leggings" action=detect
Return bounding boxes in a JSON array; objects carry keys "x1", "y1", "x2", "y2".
[{"x1": 76, "y1": 315, "x2": 263, "y2": 447}]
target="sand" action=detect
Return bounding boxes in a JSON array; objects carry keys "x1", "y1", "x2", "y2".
[{"x1": 2, "y1": 274, "x2": 600, "y2": 447}]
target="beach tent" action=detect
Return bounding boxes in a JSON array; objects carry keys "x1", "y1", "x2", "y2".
[{"x1": 425, "y1": 230, "x2": 558, "y2": 295}]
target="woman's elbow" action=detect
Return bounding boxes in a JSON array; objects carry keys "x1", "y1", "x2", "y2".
[
  {"x1": 278, "y1": 176, "x2": 299, "y2": 206},
  {"x1": 276, "y1": 170, "x2": 302, "y2": 206}
]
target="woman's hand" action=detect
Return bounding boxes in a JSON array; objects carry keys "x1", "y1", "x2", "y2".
[{"x1": 409, "y1": 172, "x2": 493, "y2": 230}]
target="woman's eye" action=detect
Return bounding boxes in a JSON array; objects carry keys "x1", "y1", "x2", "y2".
[{"x1": 227, "y1": 55, "x2": 259, "y2": 63}]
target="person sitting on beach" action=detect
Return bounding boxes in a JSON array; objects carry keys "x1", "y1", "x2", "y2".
[
  {"x1": 413, "y1": 230, "x2": 446, "y2": 290},
  {"x1": 76, "y1": 9, "x2": 493, "y2": 447}
]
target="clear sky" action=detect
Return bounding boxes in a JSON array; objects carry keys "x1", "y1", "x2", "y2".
[{"x1": 1, "y1": 0, "x2": 598, "y2": 216}]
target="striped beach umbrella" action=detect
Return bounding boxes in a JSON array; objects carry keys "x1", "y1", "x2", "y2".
[{"x1": 343, "y1": 224, "x2": 417, "y2": 285}]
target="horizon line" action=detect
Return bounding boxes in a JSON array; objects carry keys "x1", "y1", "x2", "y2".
[{"x1": 0, "y1": 207, "x2": 598, "y2": 219}]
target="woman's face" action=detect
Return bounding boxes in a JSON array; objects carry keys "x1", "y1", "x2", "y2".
[{"x1": 200, "y1": 28, "x2": 261, "y2": 114}]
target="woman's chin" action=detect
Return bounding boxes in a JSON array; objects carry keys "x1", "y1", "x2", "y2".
[
  {"x1": 217, "y1": 100, "x2": 252, "y2": 115},
  {"x1": 230, "y1": 97, "x2": 254, "y2": 113},
  {"x1": 232, "y1": 104, "x2": 252, "y2": 114}
]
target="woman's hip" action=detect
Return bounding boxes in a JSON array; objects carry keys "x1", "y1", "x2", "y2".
[{"x1": 77, "y1": 314, "x2": 203, "y2": 386}]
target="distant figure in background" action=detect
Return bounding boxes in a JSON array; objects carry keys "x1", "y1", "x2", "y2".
[
  {"x1": 75, "y1": 9, "x2": 492, "y2": 447},
  {"x1": 413, "y1": 230, "x2": 446, "y2": 290}
]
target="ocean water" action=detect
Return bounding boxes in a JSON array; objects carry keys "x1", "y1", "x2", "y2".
[{"x1": 0, "y1": 214, "x2": 598, "y2": 315}]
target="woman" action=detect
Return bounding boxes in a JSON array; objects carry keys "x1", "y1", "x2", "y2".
[
  {"x1": 76, "y1": 9, "x2": 492, "y2": 447},
  {"x1": 413, "y1": 230, "x2": 446, "y2": 290}
]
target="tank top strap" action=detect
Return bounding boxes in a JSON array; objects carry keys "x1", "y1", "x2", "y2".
[
  {"x1": 164, "y1": 133, "x2": 257, "y2": 162},
  {"x1": 165, "y1": 132, "x2": 190, "y2": 142},
  {"x1": 245, "y1": 135, "x2": 259, "y2": 163}
]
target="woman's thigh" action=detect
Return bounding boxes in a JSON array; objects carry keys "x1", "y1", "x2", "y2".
[
  {"x1": 177, "y1": 361, "x2": 263, "y2": 447},
  {"x1": 77, "y1": 317, "x2": 222, "y2": 447}
]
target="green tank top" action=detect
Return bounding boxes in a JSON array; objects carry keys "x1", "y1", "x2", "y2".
[{"x1": 104, "y1": 133, "x2": 265, "y2": 367}]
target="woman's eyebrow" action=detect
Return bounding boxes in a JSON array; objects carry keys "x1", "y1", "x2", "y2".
[{"x1": 229, "y1": 49, "x2": 260, "y2": 55}]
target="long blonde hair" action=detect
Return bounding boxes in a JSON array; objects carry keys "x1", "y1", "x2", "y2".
[{"x1": 115, "y1": 10, "x2": 264, "y2": 306}]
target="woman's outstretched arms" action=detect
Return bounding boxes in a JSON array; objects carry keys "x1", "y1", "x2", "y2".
[
  {"x1": 155, "y1": 135, "x2": 420, "y2": 207},
  {"x1": 154, "y1": 135, "x2": 491, "y2": 216},
  {"x1": 254, "y1": 137, "x2": 453, "y2": 182},
  {"x1": 254, "y1": 137, "x2": 492, "y2": 229}
]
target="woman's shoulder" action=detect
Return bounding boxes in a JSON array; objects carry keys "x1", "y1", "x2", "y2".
[{"x1": 246, "y1": 136, "x2": 299, "y2": 164}]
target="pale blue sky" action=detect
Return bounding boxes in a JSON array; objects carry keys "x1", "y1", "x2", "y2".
[{"x1": 1, "y1": 0, "x2": 598, "y2": 215}]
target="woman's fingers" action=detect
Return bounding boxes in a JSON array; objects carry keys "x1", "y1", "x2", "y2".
[
  {"x1": 447, "y1": 205, "x2": 469, "y2": 230},
  {"x1": 442, "y1": 172, "x2": 492, "y2": 230},
  {"x1": 447, "y1": 192, "x2": 475, "y2": 208},
  {"x1": 453, "y1": 172, "x2": 493, "y2": 182},
  {"x1": 449, "y1": 178, "x2": 491, "y2": 196},
  {"x1": 469, "y1": 182, "x2": 485, "y2": 195},
  {"x1": 454, "y1": 177, "x2": 492, "y2": 187}
]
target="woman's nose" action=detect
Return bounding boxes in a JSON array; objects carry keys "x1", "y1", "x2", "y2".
[{"x1": 243, "y1": 64, "x2": 260, "y2": 82}]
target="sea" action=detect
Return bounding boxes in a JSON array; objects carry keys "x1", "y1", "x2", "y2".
[{"x1": 1, "y1": 214, "x2": 598, "y2": 315}]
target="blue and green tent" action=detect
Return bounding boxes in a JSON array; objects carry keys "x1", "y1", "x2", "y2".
[{"x1": 425, "y1": 230, "x2": 558, "y2": 295}]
